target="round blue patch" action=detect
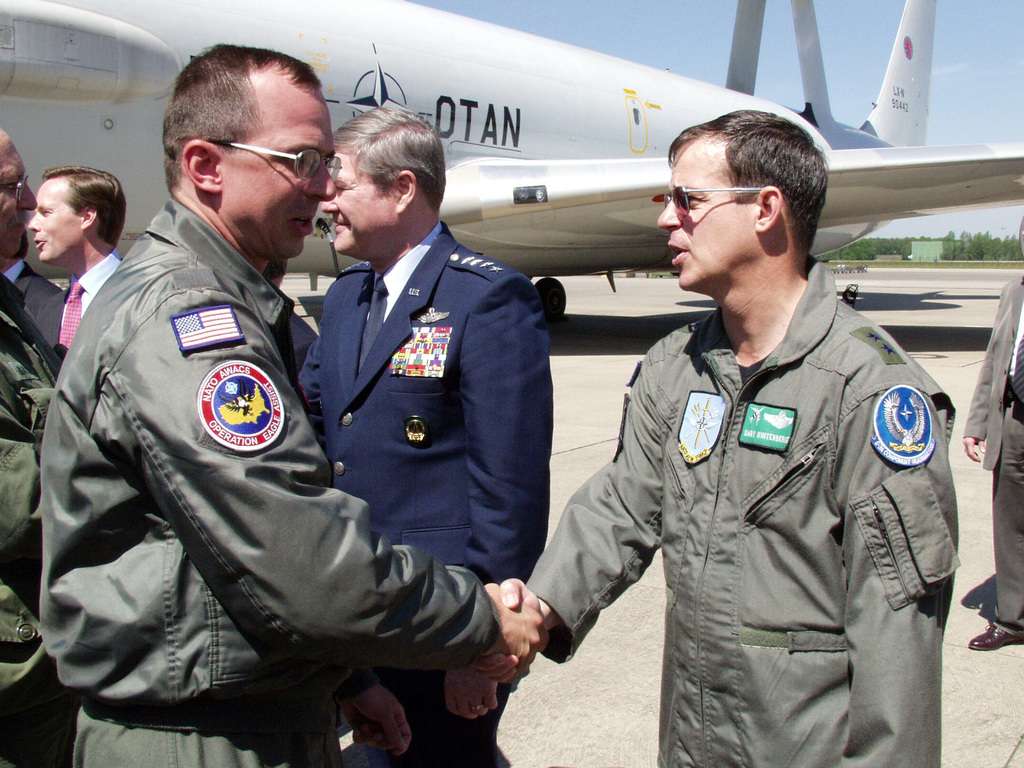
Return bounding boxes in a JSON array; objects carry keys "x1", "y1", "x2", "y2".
[
  {"x1": 198, "y1": 361, "x2": 284, "y2": 452},
  {"x1": 870, "y1": 385, "x2": 935, "y2": 467}
]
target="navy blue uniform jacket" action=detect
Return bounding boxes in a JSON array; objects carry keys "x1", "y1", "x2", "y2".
[{"x1": 300, "y1": 225, "x2": 552, "y2": 583}]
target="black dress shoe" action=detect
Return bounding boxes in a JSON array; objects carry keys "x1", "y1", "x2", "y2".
[{"x1": 968, "y1": 623, "x2": 1024, "y2": 651}]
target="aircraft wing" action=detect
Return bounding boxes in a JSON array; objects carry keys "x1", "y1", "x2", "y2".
[
  {"x1": 441, "y1": 157, "x2": 672, "y2": 276},
  {"x1": 437, "y1": 144, "x2": 1024, "y2": 273},
  {"x1": 822, "y1": 142, "x2": 1024, "y2": 227}
]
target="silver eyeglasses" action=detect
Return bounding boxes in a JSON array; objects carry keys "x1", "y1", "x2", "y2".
[
  {"x1": 0, "y1": 174, "x2": 30, "y2": 203},
  {"x1": 211, "y1": 141, "x2": 341, "y2": 180},
  {"x1": 665, "y1": 185, "x2": 764, "y2": 215}
]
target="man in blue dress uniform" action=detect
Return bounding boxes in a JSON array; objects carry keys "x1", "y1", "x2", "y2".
[{"x1": 301, "y1": 107, "x2": 553, "y2": 768}]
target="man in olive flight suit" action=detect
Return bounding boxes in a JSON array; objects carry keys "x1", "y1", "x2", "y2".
[
  {"x1": 38, "y1": 45, "x2": 543, "y2": 768},
  {"x1": 0, "y1": 128, "x2": 78, "y2": 768},
  {"x1": 503, "y1": 111, "x2": 959, "y2": 767}
]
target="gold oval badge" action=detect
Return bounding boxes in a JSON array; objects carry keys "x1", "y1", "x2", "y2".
[{"x1": 404, "y1": 416, "x2": 429, "y2": 446}]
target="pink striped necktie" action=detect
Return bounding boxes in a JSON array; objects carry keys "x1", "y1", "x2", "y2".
[{"x1": 58, "y1": 281, "x2": 86, "y2": 347}]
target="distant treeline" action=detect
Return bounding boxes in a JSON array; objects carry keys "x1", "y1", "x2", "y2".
[{"x1": 826, "y1": 232, "x2": 1022, "y2": 262}]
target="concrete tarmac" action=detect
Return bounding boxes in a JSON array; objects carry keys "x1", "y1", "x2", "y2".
[{"x1": 287, "y1": 267, "x2": 1024, "y2": 767}]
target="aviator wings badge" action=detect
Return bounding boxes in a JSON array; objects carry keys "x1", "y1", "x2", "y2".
[{"x1": 417, "y1": 307, "x2": 450, "y2": 324}]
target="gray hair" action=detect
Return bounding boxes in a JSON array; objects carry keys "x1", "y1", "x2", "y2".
[{"x1": 334, "y1": 108, "x2": 446, "y2": 210}]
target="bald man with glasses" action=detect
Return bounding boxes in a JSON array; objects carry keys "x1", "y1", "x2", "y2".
[{"x1": 0, "y1": 128, "x2": 79, "y2": 768}]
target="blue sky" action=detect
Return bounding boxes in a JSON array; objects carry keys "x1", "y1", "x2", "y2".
[{"x1": 415, "y1": 0, "x2": 1023, "y2": 241}]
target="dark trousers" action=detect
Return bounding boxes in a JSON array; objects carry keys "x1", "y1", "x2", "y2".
[
  {"x1": 365, "y1": 669, "x2": 510, "y2": 768},
  {"x1": 992, "y1": 398, "x2": 1024, "y2": 633}
]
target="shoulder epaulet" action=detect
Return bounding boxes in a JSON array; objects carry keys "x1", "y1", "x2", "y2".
[
  {"x1": 446, "y1": 252, "x2": 509, "y2": 279},
  {"x1": 850, "y1": 326, "x2": 906, "y2": 365},
  {"x1": 614, "y1": 359, "x2": 645, "y2": 462},
  {"x1": 679, "y1": 311, "x2": 714, "y2": 338},
  {"x1": 340, "y1": 261, "x2": 371, "y2": 276},
  {"x1": 171, "y1": 265, "x2": 219, "y2": 291},
  {"x1": 626, "y1": 359, "x2": 643, "y2": 387}
]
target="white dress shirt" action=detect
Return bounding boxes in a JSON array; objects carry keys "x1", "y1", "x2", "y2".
[
  {"x1": 64, "y1": 249, "x2": 120, "y2": 322},
  {"x1": 379, "y1": 223, "x2": 442, "y2": 321}
]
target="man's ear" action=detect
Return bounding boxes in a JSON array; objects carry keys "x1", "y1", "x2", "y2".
[
  {"x1": 393, "y1": 169, "x2": 418, "y2": 212},
  {"x1": 181, "y1": 140, "x2": 225, "y2": 194},
  {"x1": 754, "y1": 186, "x2": 785, "y2": 234},
  {"x1": 78, "y1": 206, "x2": 98, "y2": 233}
]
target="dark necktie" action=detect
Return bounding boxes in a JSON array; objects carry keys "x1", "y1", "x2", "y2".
[
  {"x1": 58, "y1": 281, "x2": 85, "y2": 348},
  {"x1": 360, "y1": 274, "x2": 388, "y2": 370}
]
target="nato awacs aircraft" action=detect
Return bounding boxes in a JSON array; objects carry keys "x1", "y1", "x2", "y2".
[{"x1": 2, "y1": 0, "x2": 1023, "y2": 319}]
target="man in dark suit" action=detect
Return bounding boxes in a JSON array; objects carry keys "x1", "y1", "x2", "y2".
[
  {"x1": 964, "y1": 274, "x2": 1024, "y2": 650},
  {"x1": 300, "y1": 107, "x2": 553, "y2": 768},
  {"x1": 29, "y1": 166, "x2": 125, "y2": 350},
  {"x1": 1, "y1": 240, "x2": 62, "y2": 324},
  {"x1": 263, "y1": 258, "x2": 318, "y2": 371},
  {"x1": 13, "y1": 261, "x2": 61, "y2": 322}
]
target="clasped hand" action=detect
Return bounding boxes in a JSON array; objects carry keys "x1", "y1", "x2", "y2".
[{"x1": 473, "y1": 581, "x2": 553, "y2": 683}]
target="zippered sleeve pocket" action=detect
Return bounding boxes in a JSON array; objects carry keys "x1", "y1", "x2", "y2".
[{"x1": 850, "y1": 471, "x2": 959, "y2": 610}]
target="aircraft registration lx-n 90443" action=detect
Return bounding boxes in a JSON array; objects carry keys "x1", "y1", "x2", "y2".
[{"x1": 2, "y1": 0, "x2": 1023, "y2": 318}]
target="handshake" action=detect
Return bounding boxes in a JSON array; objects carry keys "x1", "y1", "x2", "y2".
[
  {"x1": 340, "y1": 579, "x2": 559, "y2": 754},
  {"x1": 475, "y1": 579, "x2": 557, "y2": 683}
]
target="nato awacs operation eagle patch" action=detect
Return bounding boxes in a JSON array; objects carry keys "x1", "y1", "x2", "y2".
[{"x1": 198, "y1": 361, "x2": 284, "y2": 451}]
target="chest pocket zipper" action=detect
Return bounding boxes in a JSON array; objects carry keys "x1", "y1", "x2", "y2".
[{"x1": 744, "y1": 441, "x2": 825, "y2": 525}]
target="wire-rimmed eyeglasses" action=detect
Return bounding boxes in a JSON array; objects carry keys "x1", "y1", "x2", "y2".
[
  {"x1": 210, "y1": 141, "x2": 341, "y2": 180},
  {"x1": 665, "y1": 185, "x2": 764, "y2": 215},
  {"x1": 0, "y1": 174, "x2": 30, "y2": 203}
]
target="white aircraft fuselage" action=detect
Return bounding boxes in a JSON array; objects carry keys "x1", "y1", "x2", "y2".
[{"x1": 2, "y1": 0, "x2": 1022, "y2": 313}]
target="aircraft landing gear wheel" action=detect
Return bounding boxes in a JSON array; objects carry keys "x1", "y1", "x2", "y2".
[{"x1": 535, "y1": 277, "x2": 566, "y2": 322}]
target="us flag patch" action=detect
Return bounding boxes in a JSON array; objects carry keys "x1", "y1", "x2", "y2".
[{"x1": 171, "y1": 305, "x2": 245, "y2": 353}]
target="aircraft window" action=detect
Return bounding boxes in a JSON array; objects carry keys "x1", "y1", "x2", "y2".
[
  {"x1": 633, "y1": 109, "x2": 641, "y2": 125},
  {"x1": 513, "y1": 185, "x2": 548, "y2": 205}
]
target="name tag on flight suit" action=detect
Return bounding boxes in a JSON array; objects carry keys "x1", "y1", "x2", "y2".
[{"x1": 739, "y1": 403, "x2": 797, "y2": 451}]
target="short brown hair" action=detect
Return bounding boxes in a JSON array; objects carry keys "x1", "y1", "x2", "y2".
[
  {"x1": 163, "y1": 44, "x2": 323, "y2": 192},
  {"x1": 42, "y1": 165, "x2": 127, "y2": 246},
  {"x1": 669, "y1": 110, "x2": 828, "y2": 253}
]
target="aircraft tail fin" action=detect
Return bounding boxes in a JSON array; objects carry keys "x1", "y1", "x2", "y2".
[
  {"x1": 725, "y1": 0, "x2": 767, "y2": 96},
  {"x1": 791, "y1": 0, "x2": 834, "y2": 131},
  {"x1": 861, "y1": 0, "x2": 936, "y2": 147}
]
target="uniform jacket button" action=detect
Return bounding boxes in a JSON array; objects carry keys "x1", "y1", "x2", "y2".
[
  {"x1": 333, "y1": 461, "x2": 346, "y2": 476},
  {"x1": 16, "y1": 623, "x2": 38, "y2": 642},
  {"x1": 342, "y1": 412, "x2": 353, "y2": 426}
]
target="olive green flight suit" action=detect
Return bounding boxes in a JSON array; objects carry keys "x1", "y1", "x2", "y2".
[
  {"x1": 0, "y1": 275, "x2": 77, "y2": 767},
  {"x1": 530, "y1": 261, "x2": 959, "y2": 767}
]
